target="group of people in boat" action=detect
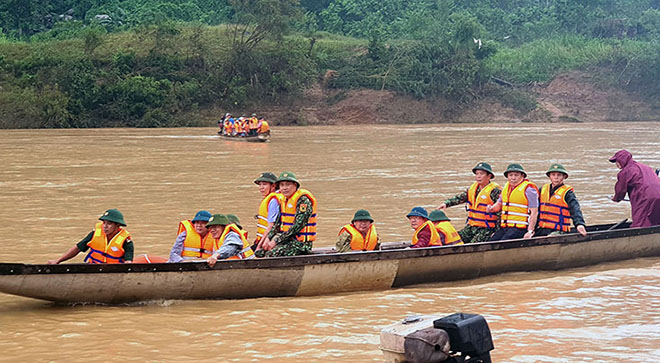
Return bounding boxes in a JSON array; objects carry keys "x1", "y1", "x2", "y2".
[
  {"x1": 218, "y1": 113, "x2": 270, "y2": 137},
  {"x1": 46, "y1": 150, "x2": 660, "y2": 265}
]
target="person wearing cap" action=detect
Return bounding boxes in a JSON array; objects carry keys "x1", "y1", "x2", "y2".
[
  {"x1": 262, "y1": 171, "x2": 318, "y2": 257},
  {"x1": 429, "y1": 210, "x2": 463, "y2": 246},
  {"x1": 609, "y1": 150, "x2": 660, "y2": 228},
  {"x1": 487, "y1": 164, "x2": 539, "y2": 241},
  {"x1": 407, "y1": 207, "x2": 441, "y2": 248},
  {"x1": 253, "y1": 172, "x2": 282, "y2": 251},
  {"x1": 168, "y1": 210, "x2": 214, "y2": 263},
  {"x1": 336, "y1": 209, "x2": 380, "y2": 252},
  {"x1": 536, "y1": 164, "x2": 587, "y2": 237},
  {"x1": 437, "y1": 162, "x2": 502, "y2": 243},
  {"x1": 248, "y1": 113, "x2": 260, "y2": 136},
  {"x1": 47, "y1": 209, "x2": 134, "y2": 264},
  {"x1": 227, "y1": 214, "x2": 249, "y2": 240},
  {"x1": 206, "y1": 214, "x2": 255, "y2": 267}
]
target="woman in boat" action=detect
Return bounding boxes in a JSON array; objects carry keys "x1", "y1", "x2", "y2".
[
  {"x1": 168, "y1": 210, "x2": 214, "y2": 263},
  {"x1": 407, "y1": 207, "x2": 441, "y2": 248},
  {"x1": 428, "y1": 210, "x2": 463, "y2": 246},
  {"x1": 336, "y1": 209, "x2": 380, "y2": 252},
  {"x1": 535, "y1": 164, "x2": 587, "y2": 237},
  {"x1": 610, "y1": 150, "x2": 660, "y2": 227},
  {"x1": 487, "y1": 164, "x2": 539, "y2": 241}
]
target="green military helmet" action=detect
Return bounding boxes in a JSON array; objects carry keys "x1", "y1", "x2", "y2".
[
  {"x1": 99, "y1": 208, "x2": 127, "y2": 226},
  {"x1": 227, "y1": 214, "x2": 242, "y2": 227},
  {"x1": 546, "y1": 163, "x2": 569, "y2": 178},
  {"x1": 472, "y1": 162, "x2": 495, "y2": 179},
  {"x1": 254, "y1": 172, "x2": 277, "y2": 184},
  {"x1": 277, "y1": 171, "x2": 300, "y2": 187},
  {"x1": 503, "y1": 163, "x2": 527, "y2": 178},
  {"x1": 352, "y1": 209, "x2": 374, "y2": 223},
  {"x1": 429, "y1": 209, "x2": 451, "y2": 222},
  {"x1": 206, "y1": 214, "x2": 230, "y2": 227}
]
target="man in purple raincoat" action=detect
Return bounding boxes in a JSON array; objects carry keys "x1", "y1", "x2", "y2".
[{"x1": 609, "y1": 150, "x2": 660, "y2": 227}]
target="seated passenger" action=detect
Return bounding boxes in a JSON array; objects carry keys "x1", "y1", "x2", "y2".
[
  {"x1": 258, "y1": 118, "x2": 270, "y2": 134},
  {"x1": 336, "y1": 209, "x2": 380, "y2": 252},
  {"x1": 206, "y1": 214, "x2": 255, "y2": 267},
  {"x1": 227, "y1": 214, "x2": 249, "y2": 240},
  {"x1": 536, "y1": 164, "x2": 587, "y2": 237},
  {"x1": 428, "y1": 210, "x2": 464, "y2": 246},
  {"x1": 168, "y1": 210, "x2": 213, "y2": 263},
  {"x1": 487, "y1": 164, "x2": 539, "y2": 241},
  {"x1": 406, "y1": 206, "x2": 441, "y2": 248}
]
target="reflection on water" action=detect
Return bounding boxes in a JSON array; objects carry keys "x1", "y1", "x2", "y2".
[{"x1": 0, "y1": 123, "x2": 659, "y2": 361}]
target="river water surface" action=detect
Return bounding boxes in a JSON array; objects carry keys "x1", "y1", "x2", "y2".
[{"x1": 0, "y1": 123, "x2": 658, "y2": 362}]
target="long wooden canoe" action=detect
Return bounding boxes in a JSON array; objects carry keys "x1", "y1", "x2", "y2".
[
  {"x1": 217, "y1": 132, "x2": 270, "y2": 142},
  {"x1": 0, "y1": 222, "x2": 658, "y2": 304}
]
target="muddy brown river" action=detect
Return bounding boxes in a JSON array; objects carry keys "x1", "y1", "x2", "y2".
[{"x1": 0, "y1": 123, "x2": 658, "y2": 361}]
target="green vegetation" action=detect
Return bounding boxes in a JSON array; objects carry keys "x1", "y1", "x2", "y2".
[{"x1": 0, "y1": 0, "x2": 658, "y2": 127}]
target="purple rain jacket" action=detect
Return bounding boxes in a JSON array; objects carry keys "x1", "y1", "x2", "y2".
[{"x1": 609, "y1": 150, "x2": 660, "y2": 228}]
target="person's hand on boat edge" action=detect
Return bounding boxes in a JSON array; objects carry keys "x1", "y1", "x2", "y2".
[
  {"x1": 207, "y1": 254, "x2": 219, "y2": 267},
  {"x1": 577, "y1": 225, "x2": 587, "y2": 236}
]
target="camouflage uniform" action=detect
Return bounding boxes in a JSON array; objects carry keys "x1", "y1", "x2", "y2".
[
  {"x1": 261, "y1": 195, "x2": 314, "y2": 257},
  {"x1": 444, "y1": 186, "x2": 502, "y2": 243}
]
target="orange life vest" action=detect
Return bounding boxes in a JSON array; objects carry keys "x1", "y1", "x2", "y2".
[
  {"x1": 224, "y1": 120, "x2": 233, "y2": 133},
  {"x1": 249, "y1": 117, "x2": 259, "y2": 130},
  {"x1": 256, "y1": 192, "x2": 282, "y2": 240},
  {"x1": 539, "y1": 183, "x2": 573, "y2": 232},
  {"x1": 412, "y1": 220, "x2": 441, "y2": 247},
  {"x1": 501, "y1": 180, "x2": 539, "y2": 229},
  {"x1": 259, "y1": 120, "x2": 270, "y2": 133},
  {"x1": 178, "y1": 220, "x2": 216, "y2": 260},
  {"x1": 467, "y1": 181, "x2": 500, "y2": 228},
  {"x1": 281, "y1": 189, "x2": 317, "y2": 243},
  {"x1": 84, "y1": 222, "x2": 130, "y2": 264},
  {"x1": 339, "y1": 224, "x2": 378, "y2": 251},
  {"x1": 216, "y1": 223, "x2": 255, "y2": 260},
  {"x1": 433, "y1": 221, "x2": 463, "y2": 246}
]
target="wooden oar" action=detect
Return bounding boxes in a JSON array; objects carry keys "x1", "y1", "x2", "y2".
[{"x1": 607, "y1": 218, "x2": 628, "y2": 231}]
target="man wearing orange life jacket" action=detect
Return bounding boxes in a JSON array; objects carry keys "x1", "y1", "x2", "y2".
[
  {"x1": 263, "y1": 171, "x2": 317, "y2": 257},
  {"x1": 168, "y1": 210, "x2": 213, "y2": 263},
  {"x1": 336, "y1": 209, "x2": 380, "y2": 252},
  {"x1": 406, "y1": 207, "x2": 442, "y2": 248},
  {"x1": 206, "y1": 214, "x2": 255, "y2": 267},
  {"x1": 252, "y1": 172, "x2": 282, "y2": 253},
  {"x1": 487, "y1": 163, "x2": 539, "y2": 241},
  {"x1": 437, "y1": 162, "x2": 502, "y2": 243},
  {"x1": 536, "y1": 164, "x2": 587, "y2": 237},
  {"x1": 47, "y1": 209, "x2": 134, "y2": 264},
  {"x1": 428, "y1": 210, "x2": 463, "y2": 246}
]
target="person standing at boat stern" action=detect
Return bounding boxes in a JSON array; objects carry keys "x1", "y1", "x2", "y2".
[
  {"x1": 407, "y1": 207, "x2": 441, "y2": 248},
  {"x1": 487, "y1": 164, "x2": 539, "y2": 241},
  {"x1": 262, "y1": 171, "x2": 317, "y2": 257},
  {"x1": 437, "y1": 162, "x2": 501, "y2": 243},
  {"x1": 253, "y1": 172, "x2": 282, "y2": 252},
  {"x1": 536, "y1": 164, "x2": 587, "y2": 237},
  {"x1": 429, "y1": 210, "x2": 464, "y2": 246},
  {"x1": 610, "y1": 150, "x2": 660, "y2": 227},
  {"x1": 47, "y1": 209, "x2": 134, "y2": 264},
  {"x1": 206, "y1": 214, "x2": 255, "y2": 267},
  {"x1": 168, "y1": 210, "x2": 214, "y2": 263},
  {"x1": 336, "y1": 209, "x2": 380, "y2": 252}
]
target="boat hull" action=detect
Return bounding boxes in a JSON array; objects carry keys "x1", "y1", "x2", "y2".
[
  {"x1": 217, "y1": 132, "x2": 270, "y2": 142},
  {"x1": 1, "y1": 223, "x2": 658, "y2": 304}
]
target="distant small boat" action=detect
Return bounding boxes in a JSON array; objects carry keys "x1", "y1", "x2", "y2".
[{"x1": 217, "y1": 131, "x2": 270, "y2": 143}]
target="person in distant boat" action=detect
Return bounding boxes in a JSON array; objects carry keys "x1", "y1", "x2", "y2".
[
  {"x1": 437, "y1": 162, "x2": 501, "y2": 243},
  {"x1": 206, "y1": 214, "x2": 255, "y2": 267},
  {"x1": 258, "y1": 118, "x2": 270, "y2": 134},
  {"x1": 535, "y1": 164, "x2": 587, "y2": 237},
  {"x1": 407, "y1": 207, "x2": 441, "y2": 248},
  {"x1": 253, "y1": 172, "x2": 282, "y2": 252},
  {"x1": 487, "y1": 164, "x2": 539, "y2": 241},
  {"x1": 248, "y1": 113, "x2": 260, "y2": 136},
  {"x1": 336, "y1": 209, "x2": 380, "y2": 252},
  {"x1": 223, "y1": 116, "x2": 234, "y2": 136},
  {"x1": 610, "y1": 150, "x2": 660, "y2": 227},
  {"x1": 262, "y1": 171, "x2": 317, "y2": 257},
  {"x1": 168, "y1": 210, "x2": 214, "y2": 263},
  {"x1": 428, "y1": 210, "x2": 463, "y2": 246},
  {"x1": 47, "y1": 209, "x2": 134, "y2": 264}
]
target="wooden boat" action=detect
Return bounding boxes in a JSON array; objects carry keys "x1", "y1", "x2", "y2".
[
  {"x1": 217, "y1": 131, "x2": 270, "y2": 142},
  {"x1": 0, "y1": 222, "x2": 658, "y2": 304}
]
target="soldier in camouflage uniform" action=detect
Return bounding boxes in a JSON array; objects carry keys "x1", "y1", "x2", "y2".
[
  {"x1": 260, "y1": 171, "x2": 318, "y2": 257},
  {"x1": 437, "y1": 162, "x2": 502, "y2": 243}
]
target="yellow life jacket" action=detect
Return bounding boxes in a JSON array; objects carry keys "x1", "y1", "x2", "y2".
[
  {"x1": 217, "y1": 223, "x2": 255, "y2": 260},
  {"x1": 178, "y1": 220, "x2": 215, "y2": 260},
  {"x1": 433, "y1": 221, "x2": 463, "y2": 246},
  {"x1": 84, "y1": 222, "x2": 130, "y2": 264},
  {"x1": 539, "y1": 183, "x2": 573, "y2": 232},
  {"x1": 259, "y1": 120, "x2": 270, "y2": 133},
  {"x1": 501, "y1": 180, "x2": 539, "y2": 229},
  {"x1": 412, "y1": 220, "x2": 441, "y2": 247},
  {"x1": 235, "y1": 121, "x2": 244, "y2": 133},
  {"x1": 249, "y1": 117, "x2": 259, "y2": 129},
  {"x1": 281, "y1": 189, "x2": 318, "y2": 243},
  {"x1": 256, "y1": 192, "x2": 283, "y2": 240},
  {"x1": 467, "y1": 181, "x2": 500, "y2": 228},
  {"x1": 224, "y1": 120, "x2": 233, "y2": 133},
  {"x1": 339, "y1": 224, "x2": 378, "y2": 251}
]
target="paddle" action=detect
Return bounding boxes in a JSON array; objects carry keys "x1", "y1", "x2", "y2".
[{"x1": 606, "y1": 218, "x2": 628, "y2": 231}]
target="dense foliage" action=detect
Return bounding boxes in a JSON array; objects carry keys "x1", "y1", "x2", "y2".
[{"x1": 0, "y1": 0, "x2": 657, "y2": 127}]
